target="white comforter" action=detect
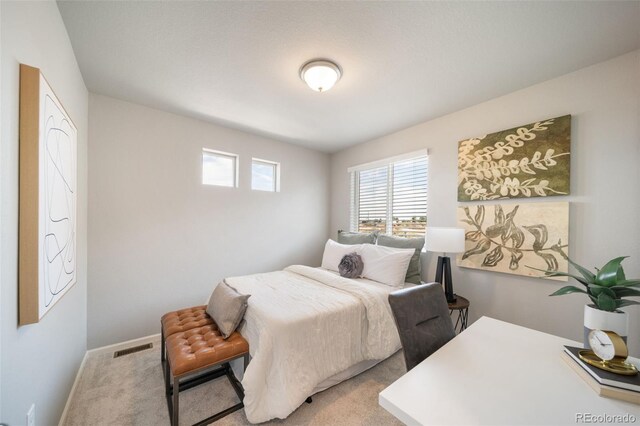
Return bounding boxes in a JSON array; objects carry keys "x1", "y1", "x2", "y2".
[{"x1": 226, "y1": 265, "x2": 401, "y2": 424}]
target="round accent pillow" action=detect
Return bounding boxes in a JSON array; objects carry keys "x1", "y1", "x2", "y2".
[{"x1": 338, "y1": 252, "x2": 364, "y2": 278}]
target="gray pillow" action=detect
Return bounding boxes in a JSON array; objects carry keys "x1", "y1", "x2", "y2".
[
  {"x1": 339, "y1": 253, "x2": 364, "y2": 278},
  {"x1": 206, "y1": 281, "x2": 250, "y2": 339},
  {"x1": 377, "y1": 234, "x2": 425, "y2": 284},
  {"x1": 337, "y1": 230, "x2": 377, "y2": 245}
]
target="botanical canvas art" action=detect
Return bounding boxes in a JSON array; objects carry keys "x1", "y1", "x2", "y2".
[
  {"x1": 458, "y1": 115, "x2": 571, "y2": 201},
  {"x1": 457, "y1": 202, "x2": 569, "y2": 280}
]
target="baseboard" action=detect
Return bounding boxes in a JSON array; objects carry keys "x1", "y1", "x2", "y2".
[
  {"x1": 86, "y1": 333, "x2": 161, "y2": 357},
  {"x1": 58, "y1": 351, "x2": 88, "y2": 426},
  {"x1": 58, "y1": 333, "x2": 161, "y2": 425}
]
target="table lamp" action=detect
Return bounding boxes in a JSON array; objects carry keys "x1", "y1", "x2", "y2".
[{"x1": 425, "y1": 227, "x2": 465, "y2": 303}]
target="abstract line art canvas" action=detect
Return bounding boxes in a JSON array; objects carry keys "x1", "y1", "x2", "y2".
[{"x1": 19, "y1": 64, "x2": 77, "y2": 324}]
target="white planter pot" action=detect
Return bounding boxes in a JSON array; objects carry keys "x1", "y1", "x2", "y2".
[{"x1": 583, "y1": 304, "x2": 628, "y2": 348}]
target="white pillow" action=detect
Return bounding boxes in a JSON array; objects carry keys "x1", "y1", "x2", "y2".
[
  {"x1": 360, "y1": 244, "x2": 415, "y2": 287},
  {"x1": 321, "y1": 239, "x2": 363, "y2": 272}
]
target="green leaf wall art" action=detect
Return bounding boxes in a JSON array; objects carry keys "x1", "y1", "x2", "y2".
[
  {"x1": 457, "y1": 202, "x2": 569, "y2": 280},
  {"x1": 458, "y1": 115, "x2": 571, "y2": 201}
]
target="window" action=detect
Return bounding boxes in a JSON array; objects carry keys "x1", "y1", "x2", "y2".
[
  {"x1": 202, "y1": 149, "x2": 238, "y2": 187},
  {"x1": 252, "y1": 158, "x2": 280, "y2": 192},
  {"x1": 350, "y1": 151, "x2": 428, "y2": 238}
]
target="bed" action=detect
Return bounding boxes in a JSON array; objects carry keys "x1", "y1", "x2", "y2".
[{"x1": 224, "y1": 264, "x2": 413, "y2": 424}]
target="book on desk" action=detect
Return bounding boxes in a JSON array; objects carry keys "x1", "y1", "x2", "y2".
[{"x1": 562, "y1": 345, "x2": 640, "y2": 405}]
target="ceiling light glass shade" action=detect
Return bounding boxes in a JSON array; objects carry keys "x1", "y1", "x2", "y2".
[{"x1": 300, "y1": 60, "x2": 342, "y2": 92}]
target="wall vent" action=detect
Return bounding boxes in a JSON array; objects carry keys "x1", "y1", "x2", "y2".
[{"x1": 113, "y1": 343, "x2": 153, "y2": 358}]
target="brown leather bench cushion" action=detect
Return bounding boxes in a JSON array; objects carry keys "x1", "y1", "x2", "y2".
[
  {"x1": 161, "y1": 305, "x2": 214, "y2": 337},
  {"x1": 166, "y1": 324, "x2": 249, "y2": 376}
]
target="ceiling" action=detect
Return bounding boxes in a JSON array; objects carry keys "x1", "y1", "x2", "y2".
[{"x1": 57, "y1": 1, "x2": 640, "y2": 153}]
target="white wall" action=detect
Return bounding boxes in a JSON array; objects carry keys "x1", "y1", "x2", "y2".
[
  {"x1": 0, "y1": 1, "x2": 4, "y2": 422},
  {"x1": 331, "y1": 51, "x2": 640, "y2": 355},
  {"x1": 0, "y1": 2, "x2": 3, "y2": 421},
  {"x1": 1, "y1": 2, "x2": 88, "y2": 425},
  {"x1": 88, "y1": 94, "x2": 330, "y2": 348}
]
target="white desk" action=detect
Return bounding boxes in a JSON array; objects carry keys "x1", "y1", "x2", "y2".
[{"x1": 379, "y1": 316, "x2": 640, "y2": 425}]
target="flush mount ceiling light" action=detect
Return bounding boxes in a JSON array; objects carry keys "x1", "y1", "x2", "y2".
[{"x1": 299, "y1": 59, "x2": 342, "y2": 92}]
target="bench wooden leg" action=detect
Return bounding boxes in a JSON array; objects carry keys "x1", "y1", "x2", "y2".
[
  {"x1": 172, "y1": 376, "x2": 180, "y2": 426},
  {"x1": 164, "y1": 356, "x2": 171, "y2": 396},
  {"x1": 161, "y1": 325, "x2": 165, "y2": 363}
]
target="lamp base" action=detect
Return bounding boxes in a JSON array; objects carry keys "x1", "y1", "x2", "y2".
[{"x1": 435, "y1": 255, "x2": 456, "y2": 303}]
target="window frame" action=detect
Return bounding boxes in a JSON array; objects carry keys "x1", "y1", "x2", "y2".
[
  {"x1": 251, "y1": 157, "x2": 281, "y2": 192},
  {"x1": 202, "y1": 148, "x2": 239, "y2": 188},
  {"x1": 348, "y1": 149, "x2": 428, "y2": 237}
]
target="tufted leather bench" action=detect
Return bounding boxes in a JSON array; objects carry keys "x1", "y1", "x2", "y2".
[
  {"x1": 163, "y1": 311, "x2": 249, "y2": 426},
  {"x1": 160, "y1": 305, "x2": 214, "y2": 363}
]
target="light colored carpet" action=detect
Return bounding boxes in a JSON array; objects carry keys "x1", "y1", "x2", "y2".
[{"x1": 64, "y1": 338, "x2": 405, "y2": 426}]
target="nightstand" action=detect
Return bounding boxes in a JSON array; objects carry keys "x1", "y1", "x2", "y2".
[{"x1": 447, "y1": 295, "x2": 469, "y2": 333}]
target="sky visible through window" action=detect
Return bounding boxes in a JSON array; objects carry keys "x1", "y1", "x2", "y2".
[
  {"x1": 252, "y1": 160, "x2": 277, "y2": 192},
  {"x1": 203, "y1": 151, "x2": 236, "y2": 187}
]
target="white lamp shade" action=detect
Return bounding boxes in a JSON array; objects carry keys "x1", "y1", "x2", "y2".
[{"x1": 425, "y1": 227, "x2": 465, "y2": 254}]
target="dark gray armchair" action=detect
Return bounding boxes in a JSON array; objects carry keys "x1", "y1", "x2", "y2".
[{"x1": 388, "y1": 283, "x2": 456, "y2": 371}]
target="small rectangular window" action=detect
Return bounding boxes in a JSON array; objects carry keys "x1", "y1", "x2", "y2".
[
  {"x1": 252, "y1": 158, "x2": 280, "y2": 192},
  {"x1": 202, "y1": 149, "x2": 238, "y2": 187}
]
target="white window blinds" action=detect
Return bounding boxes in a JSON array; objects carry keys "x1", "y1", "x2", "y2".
[
  {"x1": 356, "y1": 165, "x2": 389, "y2": 234},
  {"x1": 391, "y1": 157, "x2": 428, "y2": 237},
  {"x1": 350, "y1": 152, "x2": 428, "y2": 238}
]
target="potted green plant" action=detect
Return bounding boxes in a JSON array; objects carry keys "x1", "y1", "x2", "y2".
[{"x1": 541, "y1": 256, "x2": 640, "y2": 347}]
